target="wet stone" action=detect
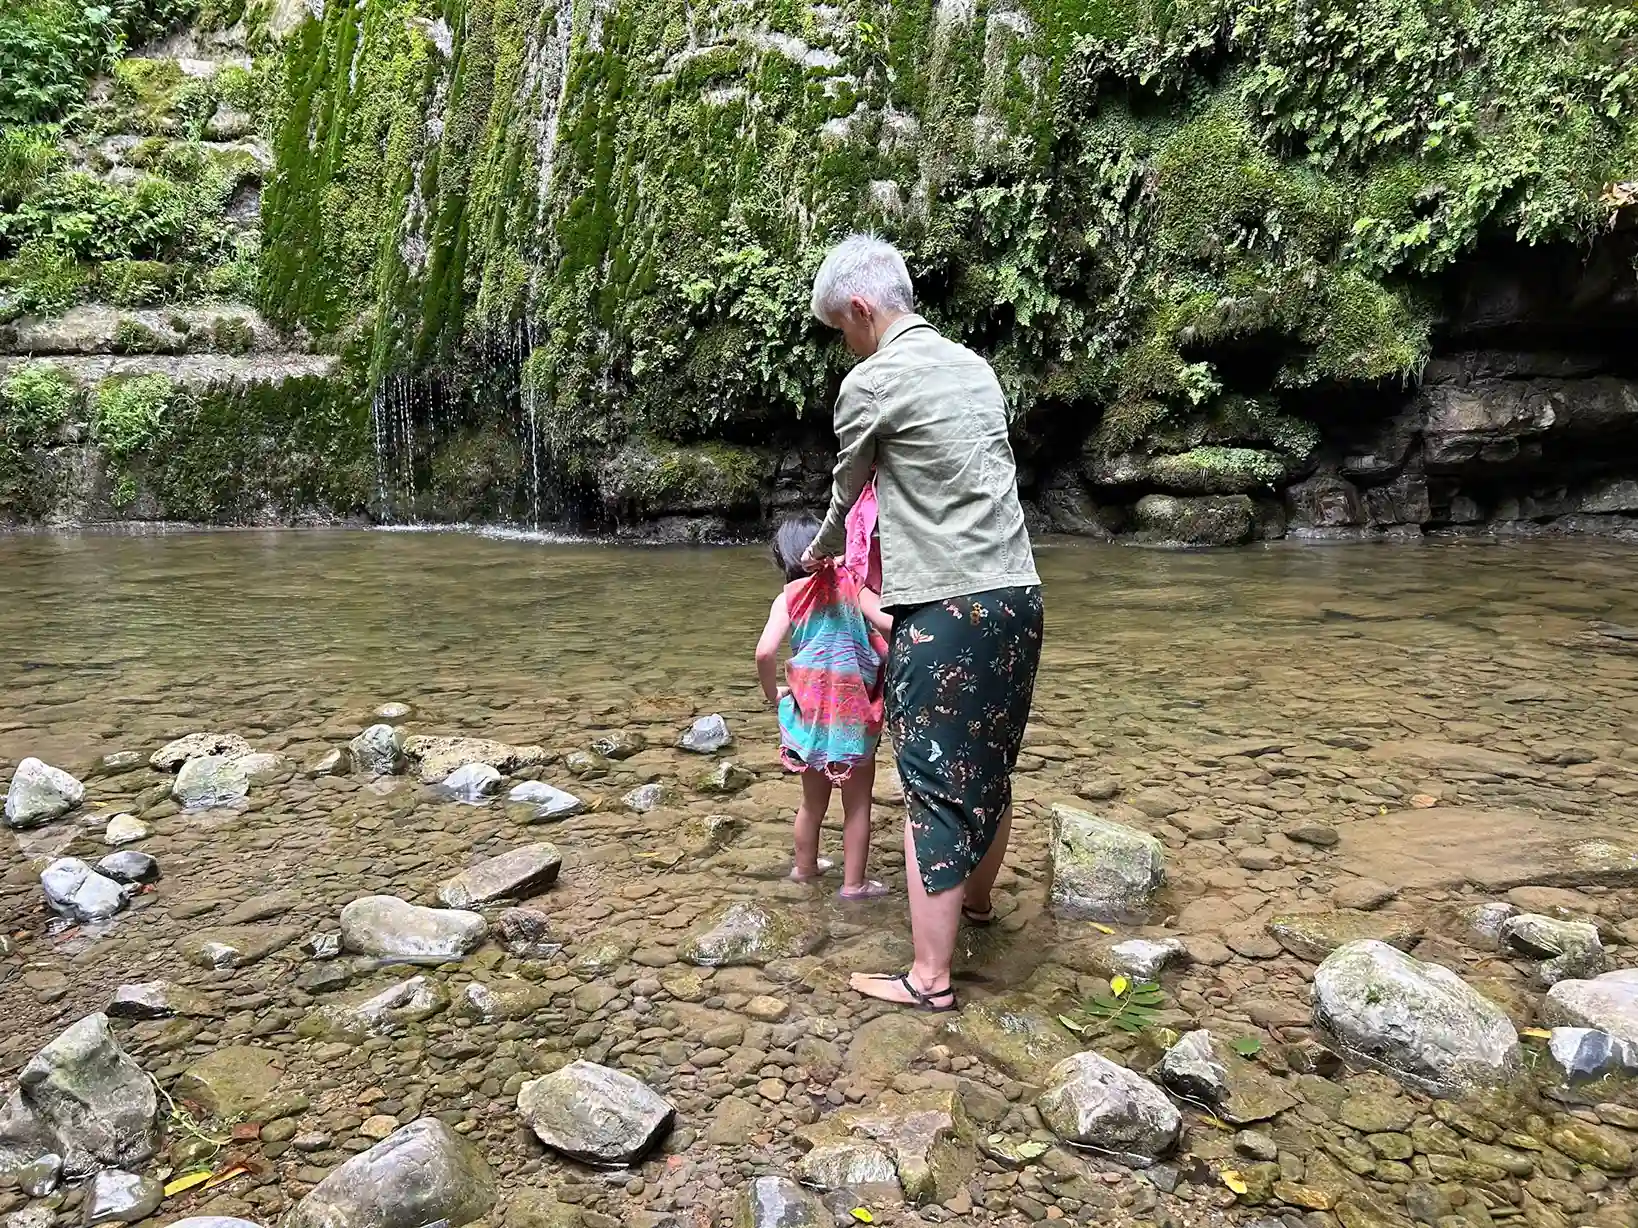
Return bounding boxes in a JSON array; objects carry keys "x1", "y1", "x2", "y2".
[
  {"x1": 736, "y1": 1175, "x2": 827, "y2": 1228},
  {"x1": 679, "y1": 714, "x2": 732, "y2": 754},
  {"x1": 15, "y1": 1154, "x2": 60, "y2": 1198},
  {"x1": 81, "y1": 1169, "x2": 162, "y2": 1224},
  {"x1": 1038, "y1": 1051, "x2": 1180, "y2": 1165},
  {"x1": 41, "y1": 859, "x2": 128, "y2": 923},
  {"x1": 347, "y1": 724, "x2": 403, "y2": 776},
  {"x1": 1547, "y1": 1027, "x2": 1638, "y2": 1081},
  {"x1": 1151, "y1": 1030, "x2": 1297, "y2": 1125},
  {"x1": 1498, "y1": 913, "x2": 1605, "y2": 985},
  {"x1": 1109, "y1": 938, "x2": 1187, "y2": 979},
  {"x1": 108, "y1": 982, "x2": 221, "y2": 1020},
  {"x1": 339, "y1": 896, "x2": 486, "y2": 960},
  {"x1": 402, "y1": 735, "x2": 545, "y2": 783},
  {"x1": 151, "y1": 733, "x2": 252, "y2": 771},
  {"x1": 91, "y1": 751, "x2": 146, "y2": 778},
  {"x1": 592, "y1": 730, "x2": 647, "y2": 760},
  {"x1": 177, "y1": 925, "x2": 299, "y2": 970},
  {"x1": 698, "y1": 761, "x2": 754, "y2": 794},
  {"x1": 1312, "y1": 940, "x2": 1521, "y2": 1095},
  {"x1": 1542, "y1": 969, "x2": 1638, "y2": 1043},
  {"x1": 497, "y1": 908, "x2": 559, "y2": 958},
  {"x1": 284, "y1": 1117, "x2": 496, "y2": 1228},
  {"x1": 679, "y1": 901, "x2": 825, "y2": 966},
  {"x1": 1047, "y1": 805, "x2": 1165, "y2": 919},
  {"x1": 1268, "y1": 911, "x2": 1423, "y2": 962},
  {"x1": 172, "y1": 753, "x2": 256, "y2": 808},
  {"x1": 622, "y1": 783, "x2": 674, "y2": 813},
  {"x1": 103, "y1": 815, "x2": 147, "y2": 846},
  {"x1": 1285, "y1": 824, "x2": 1340, "y2": 848},
  {"x1": 440, "y1": 762, "x2": 502, "y2": 803},
  {"x1": 1339, "y1": 1091, "x2": 1414, "y2": 1134},
  {"x1": 436, "y1": 843, "x2": 561, "y2": 907},
  {"x1": 796, "y1": 1088, "x2": 975, "y2": 1205},
  {"x1": 95, "y1": 851, "x2": 158, "y2": 884},
  {"x1": 507, "y1": 782, "x2": 583, "y2": 822},
  {"x1": 517, "y1": 1060, "x2": 675, "y2": 1165},
  {"x1": 941, "y1": 990, "x2": 1079, "y2": 1082},
  {"x1": 298, "y1": 976, "x2": 449, "y2": 1041},
  {"x1": 4, "y1": 758, "x2": 85, "y2": 829}
]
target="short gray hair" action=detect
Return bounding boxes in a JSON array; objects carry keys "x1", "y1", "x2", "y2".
[{"x1": 810, "y1": 234, "x2": 915, "y2": 324}]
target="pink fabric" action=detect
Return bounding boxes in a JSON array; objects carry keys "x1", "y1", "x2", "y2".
[{"x1": 843, "y1": 478, "x2": 882, "y2": 593}]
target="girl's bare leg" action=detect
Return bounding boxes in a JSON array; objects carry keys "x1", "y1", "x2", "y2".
[
  {"x1": 791, "y1": 769, "x2": 832, "y2": 880},
  {"x1": 837, "y1": 759, "x2": 876, "y2": 889}
]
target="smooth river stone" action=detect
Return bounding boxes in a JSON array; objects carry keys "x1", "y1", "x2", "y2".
[
  {"x1": 678, "y1": 714, "x2": 732, "y2": 753},
  {"x1": 340, "y1": 896, "x2": 487, "y2": 960},
  {"x1": 517, "y1": 1060, "x2": 675, "y2": 1164},
  {"x1": 173, "y1": 1046, "x2": 281, "y2": 1119},
  {"x1": 171, "y1": 754, "x2": 251, "y2": 808},
  {"x1": 507, "y1": 781, "x2": 583, "y2": 821},
  {"x1": 150, "y1": 733, "x2": 251, "y2": 772},
  {"x1": 41, "y1": 858, "x2": 127, "y2": 922},
  {"x1": 435, "y1": 844, "x2": 562, "y2": 907},
  {"x1": 1037, "y1": 1051, "x2": 1180, "y2": 1163},
  {"x1": 1543, "y1": 969, "x2": 1638, "y2": 1044},
  {"x1": 11, "y1": 1012, "x2": 160, "y2": 1175},
  {"x1": 402, "y1": 735, "x2": 545, "y2": 783},
  {"x1": 177, "y1": 926, "x2": 299, "y2": 969},
  {"x1": 1046, "y1": 805, "x2": 1165, "y2": 919},
  {"x1": 284, "y1": 1118, "x2": 495, "y2": 1228},
  {"x1": 4, "y1": 758, "x2": 85, "y2": 829},
  {"x1": 82, "y1": 1169, "x2": 162, "y2": 1224}
]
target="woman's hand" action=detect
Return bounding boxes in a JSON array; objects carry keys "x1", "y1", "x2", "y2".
[{"x1": 799, "y1": 546, "x2": 827, "y2": 573}]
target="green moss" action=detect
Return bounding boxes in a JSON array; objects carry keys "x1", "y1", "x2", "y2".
[
  {"x1": 1, "y1": 361, "x2": 77, "y2": 441},
  {"x1": 0, "y1": 125, "x2": 62, "y2": 208},
  {"x1": 211, "y1": 315, "x2": 255, "y2": 353},
  {"x1": 600, "y1": 436, "x2": 772, "y2": 517},
  {"x1": 1147, "y1": 446, "x2": 1287, "y2": 494},
  {"x1": 100, "y1": 259, "x2": 175, "y2": 306},
  {"x1": 4, "y1": 239, "x2": 89, "y2": 315},
  {"x1": 112, "y1": 317, "x2": 167, "y2": 353},
  {"x1": 94, "y1": 372, "x2": 173, "y2": 461}
]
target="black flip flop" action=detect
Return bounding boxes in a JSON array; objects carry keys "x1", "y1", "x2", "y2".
[{"x1": 857, "y1": 971, "x2": 958, "y2": 1013}]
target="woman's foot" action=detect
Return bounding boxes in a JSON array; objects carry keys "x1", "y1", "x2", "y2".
[
  {"x1": 849, "y1": 970, "x2": 957, "y2": 1012},
  {"x1": 837, "y1": 880, "x2": 890, "y2": 900},
  {"x1": 961, "y1": 892, "x2": 995, "y2": 925},
  {"x1": 789, "y1": 857, "x2": 834, "y2": 883}
]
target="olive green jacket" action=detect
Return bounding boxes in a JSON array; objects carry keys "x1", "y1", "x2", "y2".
[{"x1": 813, "y1": 314, "x2": 1040, "y2": 608}]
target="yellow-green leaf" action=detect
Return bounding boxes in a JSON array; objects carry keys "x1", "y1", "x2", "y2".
[
  {"x1": 1090, "y1": 922, "x2": 1114, "y2": 934},
  {"x1": 1201, "y1": 1114, "x2": 1233, "y2": 1131},
  {"x1": 1520, "y1": 1027, "x2": 1552, "y2": 1040},
  {"x1": 163, "y1": 1170, "x2": 212, "y2": 1197},
  {"x1": 1110, "y1": 974, "x2": 1130, "y2": 996},
  {"x1": 851, "y1": 1209, "x2": 874, "y2": 1224},
  {"x1": 1220, "y1": 1169, "x2": 1249, "y2": 1195}
]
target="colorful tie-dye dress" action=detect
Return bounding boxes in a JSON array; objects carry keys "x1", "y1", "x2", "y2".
[{"x1": 778, "y1": 565, "x2": 887, "y2": 781}]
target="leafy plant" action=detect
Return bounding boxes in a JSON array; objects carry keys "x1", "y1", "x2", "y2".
[
  {"x1": 94, "y1": 371, "x2": 171, "y2": 461},
  {"x1": 1, "y1": 361, "x2": 77, "y2": 442},
  {"x1": 1061, "y1": 975, "x2": 1169, "y2": 1035}
]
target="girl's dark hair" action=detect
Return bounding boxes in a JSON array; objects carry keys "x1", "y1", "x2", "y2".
[{"x1": 772, "y1": 513, "x2": 821, "y2": 582}]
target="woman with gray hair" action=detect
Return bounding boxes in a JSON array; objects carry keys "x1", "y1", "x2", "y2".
[{"x1": 801, "y1": 234, "x2": 1043, "y2": 1011}]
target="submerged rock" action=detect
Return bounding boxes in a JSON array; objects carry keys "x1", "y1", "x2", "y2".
[
  {"x1": 82, "y1": 1169, "x2": 162, "y2": 1224},
  {"x1": 1498, "y1": 912, "x2": 1605, "y2": 985},
  {"x1": 297, "y1": 977, "x2": 450, "y2": 1042},
  {"x1": 16, "y1": 1153, "x2": 60, "y2": 1197},
  {"x1": 402, "y1": 735, "x2": 546, "y2": 783},
  {"x1": 1312, "y1": 940, "x2": 1521, "y2": 1095},
  {"x1": 457, "y1": 981, "x2": 556, "y2": 1023},
  {"x1": 736, "y1": 1176, "x2": 827, "y2": 1228},
  {"x1": 517, "y1": 1060, "x2": 675, "y2": 1164},
  {"x1": 1267, "y1": 910, "x2": 1423, "y2": 962},
  {"x1": 339, "y1": 896, "x2": 487, "y2": 960},
  {"x1": 284, "y1": 1117, "x2": 495, "y2": 1228},
  {"x1": 436, "y1": 844, "x2": 561, "y2": 908},
  {"x1": 1109, "y1": 938, "x2": 1188, "y2": 979},
  {"x1": 506, "y1": 781, "x2": 583, "y2": 822},
  {"x1": 440, "y1": 763, "x2": 502, "y2": 803},
  {"x1": 940, "y1": 991, "x2": 1080, "y2": 1082},
  {"x1": 173, "y1": 1046, "x2": 280, "y2": 1119},
  {"x1": 108, "y1": 982, "x2": 221, "y2": 1020},
  {"x1": 794, "y1": 1088, "x2": 974, "y2": 1205},
  {"x1": 151, "y1": 733, "x2": 252, "y2": 771},
  {"x1": 621, "y1": 782, "x2": 674, "y2": 812},
  {"x1": 1047, "y1": 805, "x2": 1165, "y2": 918},
  {"x1": 177, "y1": 926, "x2": 300, "y2": 970},
  {"x1": 497, "y1": 908, "x2": 559, "y2": 958},
  {"x1": 697, "y1": 761, "x2": 754, "y2": 794},
  {"x1": 680, "y1": 901, "x2": 825, "y2": 966},
  {"x1": 1037, "y1": 1050, "x2": 1180, "y2": 1164},
  {"x1": 4, "y1": 758, "x2": 85, "y2": 829},
  {"x1": 347, "y1": 725, "x2": 404, "y2": 776},
  {"x1": 679, "y1": 714, "x2": 732, "y2": 754},
  {"x1": 591, "y1": 730, "x2": 647, "y2": 760},
  {"x1": 1543, "y1": 968, "x2": 1638, "y2": 1043},
  {"x1": 0, "y1": 1013, "x2": 158, "y2": 1177},
  {"x1": 41, "y1": 859, "x2": 128, "y2": 923},
  {"x1": 1150, "y1": 1030, "x2": 1296, "y2": 1125}
]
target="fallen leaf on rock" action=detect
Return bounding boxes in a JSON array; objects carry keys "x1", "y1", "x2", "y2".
[
  {"x1": 164, "y1": 1171, "x2": 212, "y2": 1197},
  {"x1": 230, "y1": 1123, "x2": 261, "y2": 1140},
  {"x1": 851, "y1": 1209, "x2": 875, "y2": 1224},
  {"x1": 203, "y1": 1165, "x2": 250, "y2": 1190},
  {"x1": 1520, "y1": 1027, "x2": 1552, "y2": 1040},
  {"x1": 1220, "y1": 1170, "x2": 1249, "y2": 1195}
]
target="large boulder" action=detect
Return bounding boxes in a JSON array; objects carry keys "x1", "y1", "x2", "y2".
[
  {"x1": 1131, "y1": 493, "x2": 1255, "y2": 547},
  {"x1": 0, "y1": 1014, "x2": 158, "y2": 1178},
  {"x1": 1150, "y1": 1030, "x2": 1296, "y2": 1125},
  {"x1": 4, "y1": 759, "x2": 85, "y2": 829},
  {"x1": 435, "y1": 844, "x2": 561, "y2": 908},
  {"x1": 1312, "y1": 940, "x2": 1521, "y2": 1095},
  {"x1": 794, "y1": 1088, "x2": 974, "y2": 1206},
  {"x1": 679, "y1": 901, "x2": 826, "y2": 967},
  {"x1": 82, "y1": 1169, "x2": 163, "y2": 1225},
  {"x1": 41, "y1": 859, "x2": 128, "y2": 923},
  {"x1": 284, "y1": 1117, "x2": 495, "y2": 1228},
  {"x1": 517, "y1": 1061, "x2": 674, "y2": 1164},
  {"x1": 151, "y1": 733, "x2": 251, "y2": 771},
  {"x1": 172, "y1": 754, "x2": 251, "y2": 808},
  {"x1": 1037, "y1": 1051, "x2": 1180, "y2": 1165},
  {"x1": 1543, "y1": 969, "x2": 1638, "y2": 1044},
  {"x1": 1047, "y1": 805, "x2": 1164, "y2": 919},
  {"x1": 401, "y1": 736, "x2": 546, "y2": 783},
  {"x1": 339, "y1": 897, "x2": 487, "y2": 960},
  {"x1": 347, "y1": 725, "x2": 403, "y2": 777}
]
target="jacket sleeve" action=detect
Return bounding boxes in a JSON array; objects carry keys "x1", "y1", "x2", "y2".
[{"x1": 812, "y1": 373, "x2": 879, "y2": 559}]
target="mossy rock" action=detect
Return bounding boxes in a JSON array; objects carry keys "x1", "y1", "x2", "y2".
[
  {"x1": 679, "y1": 901, "x2": 826, "y2": 967},
  {"x1": 1131, "y1": 494, "x2": 1256, "y2": 547},
  {"x1": 598, "y1": 438, "x2": 773, "y2": 519}
]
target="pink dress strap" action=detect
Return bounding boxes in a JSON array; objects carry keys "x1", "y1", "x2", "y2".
[{"x1": 843, "y1": 478, "x2": 880, "y2": 591}]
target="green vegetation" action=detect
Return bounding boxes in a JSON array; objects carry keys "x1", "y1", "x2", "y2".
[
  {"x1": 94, "y1": 371, "x2": 172, "y2": 460},
  {"x1": 0, "y1": 361, "x2": 79, "y2": 517},
  {"x1": 0, "y1": 0, "x2": 198, "y2": 123}
]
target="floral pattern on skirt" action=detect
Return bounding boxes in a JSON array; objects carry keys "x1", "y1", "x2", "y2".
[{"x1": 886, "y1": 585, "x2": 1044, "y2": 894}]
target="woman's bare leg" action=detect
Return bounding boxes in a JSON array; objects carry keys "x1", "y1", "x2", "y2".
[
  {"x1": 961, "y1": 803, "x2": 1013, "y2": 916},
  {"x1": 850, "y1": 813, "x2": 962, "y2": 1001}
]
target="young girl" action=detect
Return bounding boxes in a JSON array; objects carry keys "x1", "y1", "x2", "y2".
[{"x1": 755, "y1": 511, "x2": 893, "y2": 899}]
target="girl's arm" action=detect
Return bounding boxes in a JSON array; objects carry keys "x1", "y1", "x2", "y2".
[
  {"x1": 755, "y1": 593, "x2": 791, "y2": 705},
  {"x1": 859, "y1": 587, "x2": 894, "y2": 636}
]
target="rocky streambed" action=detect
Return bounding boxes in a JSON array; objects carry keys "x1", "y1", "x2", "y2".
[{"x1": 5, "y1": 533, "x2": 1638, "y2": 1228}]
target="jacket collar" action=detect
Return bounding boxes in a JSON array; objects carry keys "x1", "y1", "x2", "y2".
[{"x1": 878, "y1": 312, "x2": 931, "y2": 350}]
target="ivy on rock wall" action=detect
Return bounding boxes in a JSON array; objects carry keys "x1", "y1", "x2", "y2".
[{"x1": 260, "y1": 0, "x2": 1638, "y2": 495}]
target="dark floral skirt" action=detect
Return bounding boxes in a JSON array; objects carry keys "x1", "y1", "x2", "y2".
[{"x1": 885, "y1": 586, "x2": 1044, "y2": 894}]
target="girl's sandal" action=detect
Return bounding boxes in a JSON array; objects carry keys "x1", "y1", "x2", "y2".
[
  {"x1": 853, "y1": 971, "x2": 958, "y2": 1013},
  {"x1": 838, "y1": 880, "x2": 890, "y2": 900}
]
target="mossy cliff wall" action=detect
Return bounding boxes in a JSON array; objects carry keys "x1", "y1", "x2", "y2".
[{"x1": 3, "y1": 0, "x2": 1637, "y2": 537}]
